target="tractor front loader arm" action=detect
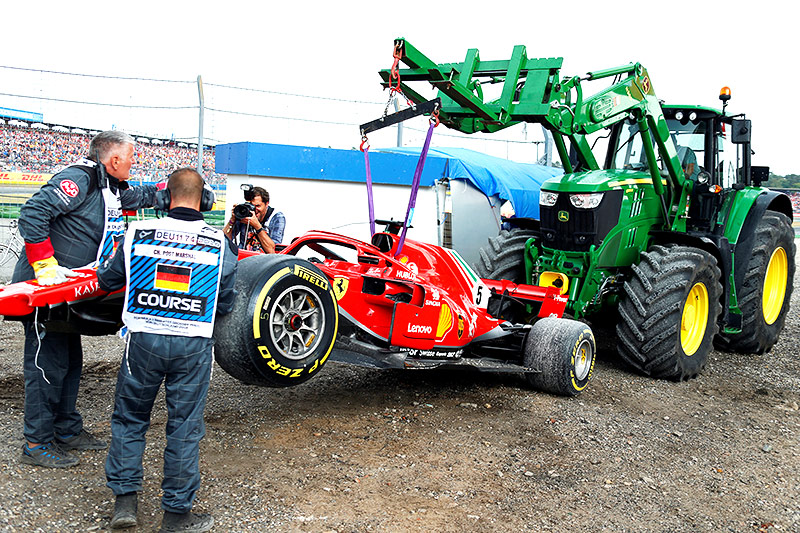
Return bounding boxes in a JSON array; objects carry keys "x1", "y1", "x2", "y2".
[{"x1": 381, "y1": 38, "x2": 689, "y2": 223}]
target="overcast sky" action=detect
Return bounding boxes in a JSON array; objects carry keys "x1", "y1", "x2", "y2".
[{"x1": 1, "y1": 1, "x2": 794, "y2": 174}]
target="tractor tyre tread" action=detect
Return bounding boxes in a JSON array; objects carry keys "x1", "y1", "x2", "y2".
[
  {"x1": 616, "y1": 245, "x2": 722, "y2": 381},
  {"x1": 715, "y1": 211, "x2": 795, "y2": 354},
  {"x1": 473, "y1": 229, "x2": 536, "y2": 282}
]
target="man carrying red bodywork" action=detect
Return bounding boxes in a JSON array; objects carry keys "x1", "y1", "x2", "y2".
[{"x1": 15, "y1": 131, "x2": 158, "y2": 468}]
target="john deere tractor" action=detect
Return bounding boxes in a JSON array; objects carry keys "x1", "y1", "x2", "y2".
[{"x1": 381, "y1": 39, "x2": 795, "y2": 380}]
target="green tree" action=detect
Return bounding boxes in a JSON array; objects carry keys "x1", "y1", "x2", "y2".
[{"x1": 766, "y1": 173, "x2": 800, "y2": 189}]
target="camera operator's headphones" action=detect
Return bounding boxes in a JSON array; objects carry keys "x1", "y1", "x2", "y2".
[{"x1": 154, "y1": 176, "x2": 216, "y2": 212}]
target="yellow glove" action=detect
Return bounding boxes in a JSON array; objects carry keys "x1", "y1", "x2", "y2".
[{"x1": 32, "y1": 257, "x2": 79, "y2": 286}]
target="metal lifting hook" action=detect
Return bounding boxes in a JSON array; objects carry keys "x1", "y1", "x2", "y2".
[
  {"x1": 389, "y1": 41, "x2": 403, "y2": 93},
  {"x1": 430, "y1": 104, "x2": 441, "y2": 127}
]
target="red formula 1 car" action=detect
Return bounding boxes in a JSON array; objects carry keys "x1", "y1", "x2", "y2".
[
  {"x1": 0, "y1": 228, "x2": 596, "y2": 396},
  {"x1": 215, "y1": 226, "x2": 596, "y2": 396}
]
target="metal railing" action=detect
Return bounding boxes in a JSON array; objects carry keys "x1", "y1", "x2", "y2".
[{"x1": 0, "y1": 219, "x2": 22, "y2": 267}]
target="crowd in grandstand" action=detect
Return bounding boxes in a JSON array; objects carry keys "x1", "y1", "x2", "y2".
[{"x1": 0, "y1": 122, "x2": 224, "y2": 184}]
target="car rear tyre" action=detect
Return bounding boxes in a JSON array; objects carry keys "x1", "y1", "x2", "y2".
[
  {"x1": 523, "y1": 317, "x2": 595, "y2": 396},
  {"x1": 214, "y1": 254, "x2": 339, "y2": 387}
]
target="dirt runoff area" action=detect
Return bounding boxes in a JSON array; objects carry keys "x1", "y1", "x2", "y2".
[{"x1": 0, "y1": 258, "x2": 798, "y2": 533}]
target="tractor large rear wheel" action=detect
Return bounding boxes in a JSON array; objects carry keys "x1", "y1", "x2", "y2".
[
  {"x1": 214, "y1": 254, "x2": 339, "y2": 387},
  {"x1": 616, "y1": 245, "x2": 722, "y2": 381},
  {"x1": 473, "y1": 228, "x2": 536, "y2": 282},
  {"x1": 716, "y1": 211, "x2": 795, "y2": 354}
]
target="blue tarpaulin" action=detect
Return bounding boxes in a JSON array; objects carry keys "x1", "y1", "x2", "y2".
[
  {"x1": 216, "y1": 142, "x2": 562, "y2": 220},
  {"x1": 381, "y1": 147, "x2": 562, "y2": 219}
]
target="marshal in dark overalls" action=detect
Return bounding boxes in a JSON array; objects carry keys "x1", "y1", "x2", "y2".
[{"x1": 97, "y1": 206, "x2": 237, "y2": 523}]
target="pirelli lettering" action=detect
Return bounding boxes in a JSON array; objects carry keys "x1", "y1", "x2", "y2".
[
  {"x1": 293, "y1": 264, "x2": 328, "y2": 290},
  {"x1": 257, "y1": 345, "x2": 306, "y2": 378}
]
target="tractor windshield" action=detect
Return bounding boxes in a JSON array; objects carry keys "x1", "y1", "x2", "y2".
[
  {"x1": 668, "y1": 118, "x2": 706, "y2": 181},
  {"x1": 610, "y1": 113, "x2": 741, "y2": 187},
  {"x1": 611, "y1": 120, "x2": 649, "y2": 171}
]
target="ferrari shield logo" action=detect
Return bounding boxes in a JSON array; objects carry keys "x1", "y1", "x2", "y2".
[
  {"x1": 558, "y1": 210, "x2": 570, "y2": 222},
  {"x1": 332, "y1": 277, "x2": 349, "y2": 300},
  {"x1": 457, "y1": 314, "x2": 465, "y2": 339}
]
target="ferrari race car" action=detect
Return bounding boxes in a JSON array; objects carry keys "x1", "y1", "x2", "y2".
[{"x1": 0, "y1": 228, "x2": 596, "y2": 396}]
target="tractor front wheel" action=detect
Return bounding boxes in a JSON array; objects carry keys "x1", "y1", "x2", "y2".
[
  {"x1": 474, "y1": 229, "x2": 536, "y2": 321},
  {"x1": 616, "y1": 245, "x2": 722, "y2": 381},
  {"x1": 473, "y1": 228, "x2": 536, "y2": 282},
  {"x1": 716, "y1": 211, "x2": 795, "y2": 354}
]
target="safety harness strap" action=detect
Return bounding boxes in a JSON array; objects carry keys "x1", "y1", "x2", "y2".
[
  {"x1": 362, "y1": 145, "x2": 376, "y2": 237},
  {"x1": 395, "y1": 119, "x2": 436, "y2": 257}
]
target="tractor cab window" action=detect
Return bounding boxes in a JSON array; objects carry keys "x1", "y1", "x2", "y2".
[
  {"x1": 715, "y1": 119, "x2": 740, "y2": 188},
  {"x1": 609, "y1": 112, "x2": 742, "y2": 188},
  {"x1": 666, "y1": 116, "x2": 707, "y2": 181},
  {"x1": 611, "y1": 120, "x2": 648, "y2": 171}
]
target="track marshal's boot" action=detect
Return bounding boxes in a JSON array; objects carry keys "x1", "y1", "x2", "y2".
[
  {"x1": 110, "y1": 493, "x2": 138, "y2": 529},
  {"x1": 158, "y1": 510, "x2": 214, "y2": 533}
]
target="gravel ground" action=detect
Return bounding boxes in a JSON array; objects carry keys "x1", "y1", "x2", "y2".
[{"x1": 0, "y1": 250, "x2": 797, "y2": 532}]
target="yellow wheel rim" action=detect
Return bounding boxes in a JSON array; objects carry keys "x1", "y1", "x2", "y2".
[
  {"x1": 681, "y1": 282, "x2": 709, "y2": 356},
  {"x1": 762, "y1": 247, "x2": 788, "y2": 325}
]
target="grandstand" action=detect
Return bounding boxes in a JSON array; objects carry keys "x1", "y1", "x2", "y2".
[
  {"x1": 0, "y1": 118, "x2": 224, "y2": 184},
  {"x1": 0, "y1": 118, "x2": 227, "y2": 225}
]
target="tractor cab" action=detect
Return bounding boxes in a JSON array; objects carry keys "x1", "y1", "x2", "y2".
[{"x1": 605, "y1": 90, "x2": 767, "y2": 233}]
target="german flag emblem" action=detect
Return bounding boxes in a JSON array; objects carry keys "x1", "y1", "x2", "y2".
[{"x1": 154, "y1": 264, "x2": 191, "y2": 292}]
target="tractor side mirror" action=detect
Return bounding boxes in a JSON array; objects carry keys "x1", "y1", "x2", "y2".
[
  {"x1": 731, "y1": 119, "x2": 751, "y2": 144},
  {"x1": 752, "y1": 166, "x2": 769, "y2": 187}
]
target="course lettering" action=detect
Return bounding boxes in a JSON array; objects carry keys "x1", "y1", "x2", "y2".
[{"x1": 133, "y1": 289, "x2": 205, "y2": 315}]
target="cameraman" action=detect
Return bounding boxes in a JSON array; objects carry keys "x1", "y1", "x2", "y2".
[{"x1": 223, "y1": 185, "x2": 285, "y2": 254}]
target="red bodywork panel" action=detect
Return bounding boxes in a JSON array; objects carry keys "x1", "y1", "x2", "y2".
[
  {"x1": 0, "y1": 249, "x2": 262, "y2": 317},
  {"x1": 0, "y1": 268, "x2": 115, "y2": 316},
  {"x1": 279, "y1": 231, "x2": 567, "y2": 351}
]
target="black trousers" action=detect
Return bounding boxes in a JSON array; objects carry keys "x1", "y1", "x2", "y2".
[
  {"x1": 105, "y1": 332, "x2": 213, "y2": 513},
  {"x1": 23, "y1": 322, "x2": 84, "y2": 444}
]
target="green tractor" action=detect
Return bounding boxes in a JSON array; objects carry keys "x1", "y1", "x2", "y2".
[{"x1": 381, "y1": 39, "x2": 795, "y2": 380}]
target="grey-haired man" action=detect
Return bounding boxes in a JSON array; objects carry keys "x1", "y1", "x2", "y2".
[{"x1": 15, "y1": 130, "x2": 158, "y2": 468}]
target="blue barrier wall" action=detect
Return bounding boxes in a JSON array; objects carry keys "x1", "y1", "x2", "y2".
[{"x1": 216, "y1": 142, "x2": 448, "y2": 186}]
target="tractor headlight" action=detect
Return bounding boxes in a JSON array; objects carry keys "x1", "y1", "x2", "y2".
[
  {"x1": 540, "y1": 190, "x2": 559, "y2": 206},
  {"x1": 569, "y1": 192, "x2": 604, "y2": 209}
]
